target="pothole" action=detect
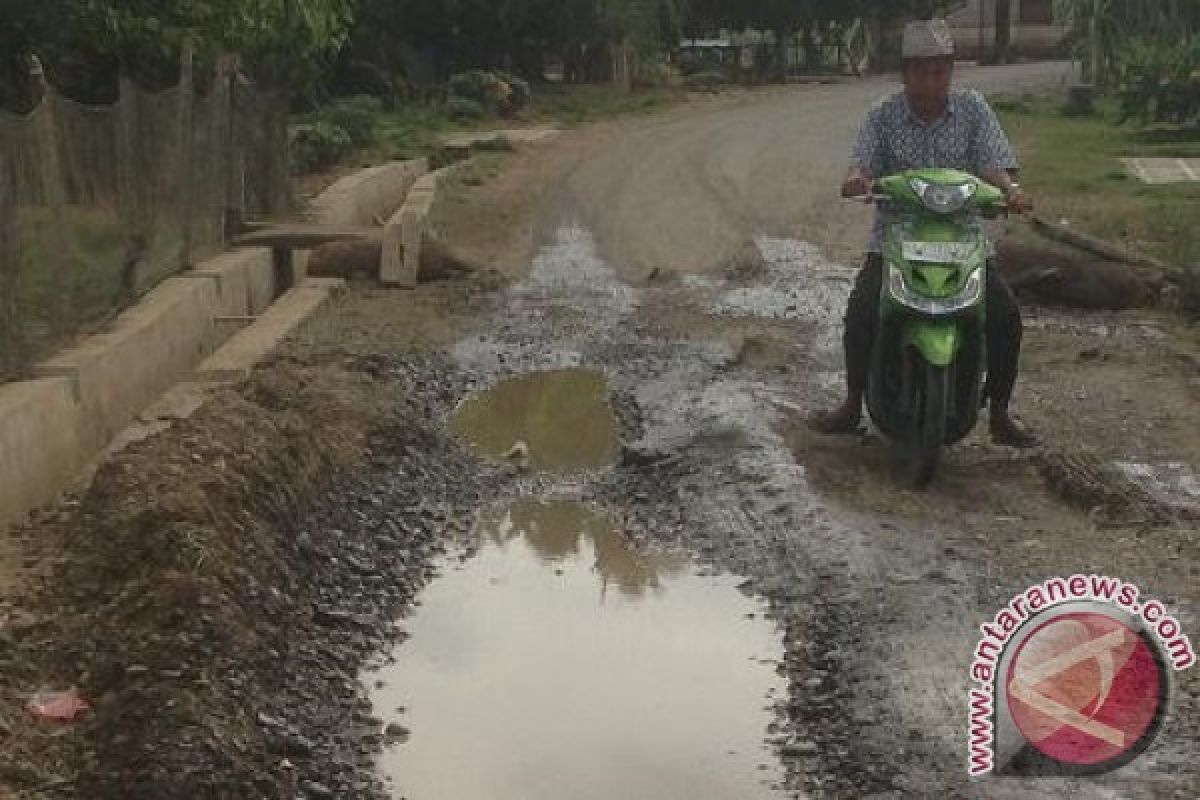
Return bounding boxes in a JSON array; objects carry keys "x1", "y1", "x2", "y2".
[
  {"x1": 450, "y1": 368, "x2": 621, "y2": 472},
  {"x1": 369, "y1": 499, "x2": 787, "y2": 799}
]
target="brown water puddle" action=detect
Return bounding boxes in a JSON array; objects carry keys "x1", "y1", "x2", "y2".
[
  {"x1": 370, "y1": 500, "x2": 787, "y2": 799},
  {"x1": 449, "y1": 368, "x2": 620, "y2": 472}
]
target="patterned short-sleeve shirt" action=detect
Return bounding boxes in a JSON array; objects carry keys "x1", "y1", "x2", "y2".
[{"x1": 851, "y1": 88, "x2": 1018, "y2": 252}]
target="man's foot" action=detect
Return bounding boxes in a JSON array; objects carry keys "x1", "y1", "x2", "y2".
[
  {"x1": 809, "y1": 399, "x2": 863, "y2": 435},
  {"x1": 990, "y1": 411, "x2": 1040, "y2": 449}
]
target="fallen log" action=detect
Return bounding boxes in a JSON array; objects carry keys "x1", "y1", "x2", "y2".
[
  {"x1": 997, "y1": 231, "x2": 1164, "y2": 310},
  {"x1": 1029, "y1": 215, "x2": 1187, "y2": 286}
]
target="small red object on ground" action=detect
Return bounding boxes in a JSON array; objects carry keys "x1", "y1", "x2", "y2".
[{"x1": 27, "y1": 688, "x2": 90, "y2": 722}]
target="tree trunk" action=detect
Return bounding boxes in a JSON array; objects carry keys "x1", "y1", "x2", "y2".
[
  {"x1": 801, "y1": 24, "x2": 817, "y2": 73},
  {"x1": 1088, "y1": 3, "x2": 1101, "y2": 86},
  {"x1": 995, "y1": 0, "x2": 1013, "y2": 64},
  {"x1": 864, "y1": 13, "x2": 883, "y2": 74}
]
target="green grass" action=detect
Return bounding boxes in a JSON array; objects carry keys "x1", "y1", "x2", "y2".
[
  {"x1": 371, "y1": 105, "x2": 475, "y2": 162},
  {"x1": 439, "y1": 153, "x2": 509, "y2": 193},
  {"x1": 995, "y1": 95, "x2": 1200, "y2": 267},
  {"x1": 525, "y1": 83, "x2": 679, "y2": 127},
  {"x1": 298, "y1": 83, "x2": 687, "y2": 172}
]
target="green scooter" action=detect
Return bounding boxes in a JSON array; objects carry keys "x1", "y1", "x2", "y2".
[{"x1": 864, "y1": 168, "x2": 1008, "y2": 486}]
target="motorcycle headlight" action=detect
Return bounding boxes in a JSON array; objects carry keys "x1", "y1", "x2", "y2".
[
  {"x1": 889, "y1": 264, "x2": 984, "y2": 315},
  {"x1": 909, "y1": 178, "x2": 976, "y2": 214}
]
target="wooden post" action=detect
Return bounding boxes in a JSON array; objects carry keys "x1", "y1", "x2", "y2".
[
  {"x1": 1088, "y1": 2, "x2": 1101, "y2": 85},
  {"x1": 995, "y1": 0, "x2": 1013, "y2": 65},
  {"x1": 116, "y1": 76, "x2": 145, "y2": 297},
  {"x1": 217, "y1": 54, "x2": 245, "y2": 242},
  {"x1": 29, "y1": 56, "x2": 72, "y2": 327},
  {"x1": 0, "y1": 155, "x2": 18, "y2": 372},
  {"x1": 176, "y1": 40, "x2": 196, "y2": 270}
]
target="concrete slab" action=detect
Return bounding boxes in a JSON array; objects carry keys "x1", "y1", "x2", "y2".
[
  {"x1": 0, "y1": 378, "x2": 85, "y2": 530},
  {"x1": 1122, "y1": 157, "x2": 1200, "y2": 184},
  {"x1": 196, "y1": 279, "x2": 346, "y2": 380}
]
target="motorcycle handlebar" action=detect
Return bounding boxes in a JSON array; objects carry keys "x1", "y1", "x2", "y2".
[{"x1": 843, "y1": 193, "x2": 1019, "y2": 215}]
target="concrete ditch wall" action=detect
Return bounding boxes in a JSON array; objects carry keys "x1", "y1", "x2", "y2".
[
  {"x1": 0, "y1": 248, "x2": 275, "y2": 530},
  {"x1": 309, "y1": 160, "x2": 428, "y2": 227},
  {"x1": 382, "y1": 166, "x2": 454, "y2": 288},
  {"x1": 0, "y1": 159, "x2": 429, "y2": 531},
  {"x1": 297, "y1": 159, "x2": 428, "y2": 279}
]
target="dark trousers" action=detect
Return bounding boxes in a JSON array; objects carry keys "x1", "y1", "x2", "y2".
[{"x1": 843, "y1": 253, "x2": 1023, "y2": 412}]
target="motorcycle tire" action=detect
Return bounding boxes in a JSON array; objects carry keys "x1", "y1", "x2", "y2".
[{"x1": 910, "y1": 363, "x2": 949, "y2": 488}]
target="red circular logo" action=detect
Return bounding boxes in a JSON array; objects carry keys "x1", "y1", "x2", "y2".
[{"x1": 1005, "y1": 611, "x2": 1167, "y2": 769}]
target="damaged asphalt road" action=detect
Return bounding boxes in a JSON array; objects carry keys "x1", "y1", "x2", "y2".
[{"x1": 2, "y1": 62, "x2": 1198, "y2": 800}]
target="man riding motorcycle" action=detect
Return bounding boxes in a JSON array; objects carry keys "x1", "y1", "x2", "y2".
[{"x1": 810, "y1": 18, "x2": 1039, "y2": 449}]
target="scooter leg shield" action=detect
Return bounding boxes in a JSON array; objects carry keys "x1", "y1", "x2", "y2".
[{"x1": 904, "y1": 320, "x2": 960, "y2": 368}]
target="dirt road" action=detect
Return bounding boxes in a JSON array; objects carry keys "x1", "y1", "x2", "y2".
[
  {"x1": 436, "y1": 61, "x2": 1199, "y2": 798},
  {"x1": 3, "y1": 64, "x2": 1197, "y2": 799}
]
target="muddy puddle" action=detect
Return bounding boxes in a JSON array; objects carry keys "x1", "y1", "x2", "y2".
[
  {"x1": 369, "y1": 499, "x2": 787, "y2": 800},
  {"x1": 450, "y1": 368, "x2": 620, "y2": 472}
]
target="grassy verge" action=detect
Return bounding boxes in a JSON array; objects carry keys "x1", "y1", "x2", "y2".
[
  {"x1": 524, "y1": 83, "x2": 680, "y2": 127},
  {"x1": 995, "y1": 94, "x2": 1200, "y2": 269},
  {"x1": 297, "y1": 82, "x2": 689, "y2": 176}
]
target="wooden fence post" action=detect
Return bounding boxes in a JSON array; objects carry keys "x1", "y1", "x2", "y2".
[
  {"x1": 0, "y1": 155, "x2": 17, "y2": 372},
  {"x1": 115, "y1": 76, "x2": 147, "y2": 297},
  {"x1": 176, "y1": 40, "x2": 196, "y2": 269},
  {"x1": 217, "y1": 53, "x2": 245, "y2": 241},
  {"x1": 29, "y1": 55, "x2": 72, "y2": 327}
]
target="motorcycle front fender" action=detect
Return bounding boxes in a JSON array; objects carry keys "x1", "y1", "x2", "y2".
[{"x1": 903, "y1": 319, "x2": 961, "y2": 367}]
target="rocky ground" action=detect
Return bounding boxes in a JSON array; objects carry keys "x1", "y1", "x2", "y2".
[{"x1": 2, "y1": 63, "x2": 1198, "y2": 800}]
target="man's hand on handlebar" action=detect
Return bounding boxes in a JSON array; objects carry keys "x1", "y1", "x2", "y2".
[
  {"x1": 841, "y1": 168, "x2": 873, "y2": 199},
  {"x1": 1004, "y1": 185, "x2": 1034, "y2": 214}
]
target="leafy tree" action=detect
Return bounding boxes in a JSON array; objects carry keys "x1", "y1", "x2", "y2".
[
  {"x1": 83, "y1": 0, "x2": 355, "y2": 88},
  {"x1": 1055, "y1": 0, "x2": 1200, "y2": 85}
]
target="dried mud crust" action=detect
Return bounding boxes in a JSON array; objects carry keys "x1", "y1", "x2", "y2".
[
  {"x1": 0, "y1": 352, "x2": 504, "y2": 799},
  {"x1": 1038, "y1": 450, "x2": 1200, "y2": 525}
]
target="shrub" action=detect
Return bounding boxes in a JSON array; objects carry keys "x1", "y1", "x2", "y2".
[
  {"x1": 989, "y1": 93, "x2": 1032, "y2": 113},
  {"x1": 445, "y1": 95, "x2": 486, "y2": 121},
  {"x1": 471, "y1": 135, "x2": 514, "y2": 153},
  {"x1": 1117, "y1": 37, "x2": 1200, "y2": 125},
  {"x1": 447, "y1": 69, "x2": 531, "y2": 118},
  {"x1": 323, "y1": 95, "x2": 382, "y2": 147},
  {"x1": 448, "y1": 70, "x2": 502, "y2": 106},
  {"x1": 289, "y1": 121, "x2": 353, "y2": 174},
  {"x1": 428, "y1": 145, "x2": 470, "y2": 170},
  {"x1": 635, "y1": 62, "x2": 682, "y2": 89},
  {"x1": 494, "y1": 70, "x2": 532, "y2": 114},
  {"x1": 683, "y1": 71, "x2": 727, "y2": 91}
]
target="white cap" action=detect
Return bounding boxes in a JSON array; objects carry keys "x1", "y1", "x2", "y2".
[{"x1": 902, "y1": 19, "x2": 956, "y2": 59}]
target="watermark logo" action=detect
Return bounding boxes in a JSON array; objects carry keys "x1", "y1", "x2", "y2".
[{"x1": 968, "y1": 576, "x2": 1194, "y2": 777}]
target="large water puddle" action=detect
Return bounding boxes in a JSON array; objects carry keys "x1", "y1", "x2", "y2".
[
  {"x1": 450, "y1": 368, "x2": 620, "y2": 472},
  {"x1": 370, "y1": 500, "x2": 787, "y2": 799}
]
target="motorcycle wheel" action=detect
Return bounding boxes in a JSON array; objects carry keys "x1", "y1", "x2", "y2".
[{"x1": 910, "y1": 363, "x2": 949, "y2": 488}]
